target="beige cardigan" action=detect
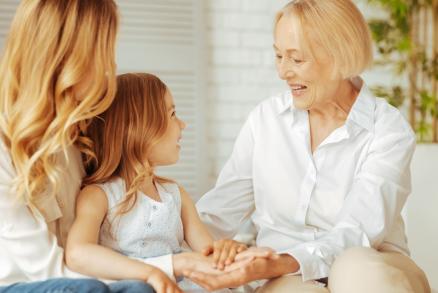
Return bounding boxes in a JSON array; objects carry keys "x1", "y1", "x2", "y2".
[{"x1": 0, "y1": 140, "x2": 85, "y2": 285}]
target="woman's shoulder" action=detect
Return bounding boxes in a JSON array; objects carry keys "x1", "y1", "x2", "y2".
[
  {"x1": 240, "y1": 91, "x2": 293, "y2": 129},
  {"x1": 373, "y1": 98, "x2": 415, "y2": 138}
]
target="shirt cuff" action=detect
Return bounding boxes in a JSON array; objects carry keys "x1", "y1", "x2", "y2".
[
  {"x1": 133, "y1": 254, "x2": 175, "y2": 281},
  {"x1": 282, "y1": 246, "x2": 330, "y2": 282}
]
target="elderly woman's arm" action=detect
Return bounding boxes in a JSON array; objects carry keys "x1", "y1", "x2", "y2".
[
  {"x1": 196, "y1": 114, "x2": 256, "y2": 240},
  {"x1": 192, "y1": 108, "x2": 416, "y2": 289}
]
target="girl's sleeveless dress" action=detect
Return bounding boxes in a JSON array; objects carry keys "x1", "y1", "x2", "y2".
[{"x1": 97, "y1": 177, "x2": 231, "y2": 293}]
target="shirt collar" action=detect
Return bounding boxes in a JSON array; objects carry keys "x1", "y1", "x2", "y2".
[
  {"x1": 276, "y1": 77, "x2": 375, "y2": 132},
  {"x1": 277, "y1": 90, "x2": 294, "y2": 115},
  {"x1": 346, "y1": 77, "x2": 375, "y2": 132}
]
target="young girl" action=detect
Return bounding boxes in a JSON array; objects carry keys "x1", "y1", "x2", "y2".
[{"x1": 66, "y1": 73, "x2": 248, "y2": 292}]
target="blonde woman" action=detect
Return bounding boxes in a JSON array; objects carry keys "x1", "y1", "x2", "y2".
[
  {"x1": 194, "y1": 0, "x2": 432, "y2": 292},
  {"x1": 0, "y1": 1, "x2": 153, "y2": 292}
]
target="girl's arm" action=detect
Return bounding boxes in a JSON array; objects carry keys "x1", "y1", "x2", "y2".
[
  {"x1": 179, "y1": 186, "x2": 246, "y2": 269},
  {"x1": 179, "y1": 186, "x2": 214, "y2": 252},
  {"x1": 66, "y1": 185, "x2": 181, "y2": 292}
]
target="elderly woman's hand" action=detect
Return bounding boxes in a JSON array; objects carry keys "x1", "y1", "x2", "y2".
[
  {"x1": 232, "y1": 246, "x2": 279, "y2": 263},
  {"x1": 202, "y1": 239, "x2": 248, "y2": 270},
  {"x1": 186, "y1": 249, "x2": 299, "y2": 291},
  {"x1": 173, "y1": 252, "x2": 223, "y2": 279}
]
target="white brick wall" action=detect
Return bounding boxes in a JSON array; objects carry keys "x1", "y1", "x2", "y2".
[{"x1": 205, "y1": 0, "x2": 291, "y2": 189}]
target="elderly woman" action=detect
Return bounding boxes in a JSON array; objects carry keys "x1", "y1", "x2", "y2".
[{"x1": 193, "y1": 0, "x2": 431, "y2": 292}]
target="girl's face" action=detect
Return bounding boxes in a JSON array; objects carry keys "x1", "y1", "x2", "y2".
[
  {"x1": 274, "y1": 15, "x2": 344, "y2": 110},
  {"x1": 148, "y1": 90, "x2": 186, "y2": 166}
]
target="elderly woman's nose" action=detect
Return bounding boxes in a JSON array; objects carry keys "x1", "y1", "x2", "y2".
[{"x1": 278, "y1": 60, "x2": 293, "y2": 80}]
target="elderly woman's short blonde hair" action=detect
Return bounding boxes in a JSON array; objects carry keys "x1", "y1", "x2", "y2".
[{"x1": 275, "y1": 0, "x2": 373, "y2": 79}]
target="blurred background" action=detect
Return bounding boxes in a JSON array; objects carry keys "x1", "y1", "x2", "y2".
[{"x1": 0, "y1": 0, "x2": 437, "y2": 291}]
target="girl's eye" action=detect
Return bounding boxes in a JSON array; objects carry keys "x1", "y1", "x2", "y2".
[
  {"x1": 171, "y1": 111, "x2": 176, "y2": 117},
  {"x1": 275, "y1": 54, "x2": 282, "y2": 60}
]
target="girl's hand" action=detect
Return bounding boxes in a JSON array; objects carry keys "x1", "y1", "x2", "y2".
[
  {"x1": 202, "y1": 239, "x2": 247, "y2": 270},
  {"x1": 146, "y1": 268, "x2": 182, "y2": 293},
  {"x1": 173, "y1": 252, "x2": 223, "y2": 278}
]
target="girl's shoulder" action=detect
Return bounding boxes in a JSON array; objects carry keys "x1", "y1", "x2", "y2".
[
  {"x1": 92, "y1": 177, "x2": 125, "y2": 208},
  {"x1": 156, "y1": 181, "x2": 181, "y2": 198},
  {"x1": 156, "y1": 181, "x2": 183, "y2": 210}
]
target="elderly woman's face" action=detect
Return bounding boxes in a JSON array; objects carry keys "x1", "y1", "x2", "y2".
[{"x1": 274, "y1": 15, "x2": 342, "y2": 110}]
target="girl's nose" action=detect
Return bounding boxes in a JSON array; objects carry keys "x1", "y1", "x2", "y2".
[{"x1": 179, "y1": 118, "x2": 186, "y2": 130}]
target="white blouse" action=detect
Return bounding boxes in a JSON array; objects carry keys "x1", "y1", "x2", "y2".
[{"x1": 197, "y1": 77, "x2": 416, "y2": 282}]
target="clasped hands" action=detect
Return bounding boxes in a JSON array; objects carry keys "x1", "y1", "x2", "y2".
[{"x1": 173, "y1": 240, "x2": 281, "y2": 291}]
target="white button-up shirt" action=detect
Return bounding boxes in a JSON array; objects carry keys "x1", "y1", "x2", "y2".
[{"x1": 197, "y1": 77, "x2": 415, "y2": 281}]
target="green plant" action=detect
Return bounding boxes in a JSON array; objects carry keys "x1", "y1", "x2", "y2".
[{"x1": 367, "y1": 0, "x2": 438, "y2": 142}]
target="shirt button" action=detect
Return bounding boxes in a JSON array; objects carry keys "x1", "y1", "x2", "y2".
[
  {"x1": 152, "y1": 205, "x2": 157, "y2": 211},
  {"x1": 147, "y1": 222, "x2": 152, "y2": 227}
]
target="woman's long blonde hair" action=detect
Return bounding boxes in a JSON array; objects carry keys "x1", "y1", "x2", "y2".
[
  {"x1": 84, "y1": 73, "x2": 172, "y2": 216},
  {"x1": 0, "y1": 0, "x2": 119, "y2": 206}
]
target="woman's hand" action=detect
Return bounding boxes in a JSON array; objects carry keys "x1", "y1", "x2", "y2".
[
  {"x1": 146, "y1": 268, "x2": 182, "y2": 293},
  {"x1": 218, "y1": 246, "x2": 278, "y2": 272},
  {"x1": 173, "y1": 252, "x2": 223, "y2": 278},
  {"x1": 202, "y1": 239, "x2": 247, "y2": 269},
  {"x1": 186, "y1": 252, "x2": 300, "y2": 291},
  {"x1": 234, "y1": 246, "x2": 278, "y2": 262}
]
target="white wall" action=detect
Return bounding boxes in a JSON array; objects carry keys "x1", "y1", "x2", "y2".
[
  {"x1": 409, "y1": 145, "x2": 438, "y2": 291},
  {"x1": 205, "y1": 0, "x2": 290, "y2": 188}
]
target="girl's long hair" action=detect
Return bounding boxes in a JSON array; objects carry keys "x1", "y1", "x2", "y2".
[
  {"x1": 84, "y1": 73, "x2": 172, "y2": 216},
  {"x1": 0, "y1": 0, "x2": 119, "y2": 206}
]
